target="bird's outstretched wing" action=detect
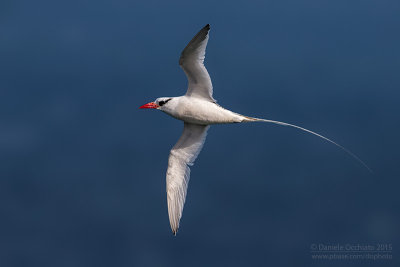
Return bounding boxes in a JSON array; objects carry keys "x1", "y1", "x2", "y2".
[
  {"x1": 166, "y1": 123, "x2": 209, "y2": 235},
  {"x1": 179, "y1": 24, "x2": 215, "y2": 102}
]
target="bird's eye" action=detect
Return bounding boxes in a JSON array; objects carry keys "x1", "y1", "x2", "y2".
[{"x1": 158, "y1": 99, "x2": 171, "y2": 107}]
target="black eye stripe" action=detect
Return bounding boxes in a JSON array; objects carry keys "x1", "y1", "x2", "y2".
[{"x1": 159, "y1": 98, "x2": 171, "y2": 107}]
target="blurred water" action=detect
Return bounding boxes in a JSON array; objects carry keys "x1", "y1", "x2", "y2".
[{"x1": 1, "y1": 0, "x2": 399, "y2": 266}]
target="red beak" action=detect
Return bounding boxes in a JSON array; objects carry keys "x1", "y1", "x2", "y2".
[{"x1": 139, "y1": 102, "x2": 159, "y2": 109}]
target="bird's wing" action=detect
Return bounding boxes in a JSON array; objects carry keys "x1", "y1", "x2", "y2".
[
  {"x1": 179, "y1": 24, "x2": 215, "y2": 102},
  {"x1": 166, "y1": 123, "x2": 210, "y2": 235}
]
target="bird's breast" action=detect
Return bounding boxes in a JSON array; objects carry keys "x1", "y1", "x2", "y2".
[{"x1": 168, "y1": 98, "x2": 243, "y2": 125}]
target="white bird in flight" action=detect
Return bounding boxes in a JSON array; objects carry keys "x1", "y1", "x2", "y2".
[{"x1": 140, "y1": 24, "x2": 370, "y2": 235}]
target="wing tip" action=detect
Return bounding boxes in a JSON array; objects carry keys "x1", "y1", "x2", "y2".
[
  {"x1": 202, "y1": 24, "x2": 210, "y2": 34},
  {"x1": 179, "y1": 24, "x2": 211, "y2": 66}
]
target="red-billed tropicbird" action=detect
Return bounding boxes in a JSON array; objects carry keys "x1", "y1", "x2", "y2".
[{"x1": 140, "y1": 24, "x2": 370, "y2": 235}]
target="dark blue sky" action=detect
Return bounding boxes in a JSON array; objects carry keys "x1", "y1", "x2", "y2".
[{"x1": 1, "y1": 0, "x2": 399, "y2": 266}]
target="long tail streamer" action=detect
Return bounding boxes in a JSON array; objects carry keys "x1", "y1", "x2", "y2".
[{"x1": 250, "y1": 117, "x2": 372, "y2": 172}]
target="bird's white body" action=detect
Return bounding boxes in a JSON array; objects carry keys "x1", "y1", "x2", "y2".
[
  {"x1": 140, "y1": 24, "x2": 369, "y2": 236},
  {"x1": 161, "y1": 96, "x2": 245, "y2": 125}
]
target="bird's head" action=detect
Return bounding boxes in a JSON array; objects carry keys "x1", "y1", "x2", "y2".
[{"x1": 139, "y1": 97, "x2": 173, "y2": 111}]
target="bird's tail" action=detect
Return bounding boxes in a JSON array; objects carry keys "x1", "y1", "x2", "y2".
[{"x1": 241, "y1": 115, "x2": 372, "y2": 172}]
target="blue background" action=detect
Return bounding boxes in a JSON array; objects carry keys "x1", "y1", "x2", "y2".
[{"x1": 1, "y1": 0, "x2": 399, "y2": 266}]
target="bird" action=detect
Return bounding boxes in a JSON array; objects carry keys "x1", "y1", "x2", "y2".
[{"x1": 140, "y1": 24, "x2": 370, "y2": 235}]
